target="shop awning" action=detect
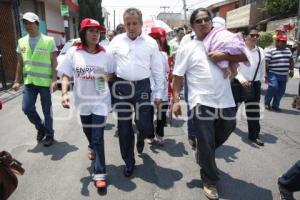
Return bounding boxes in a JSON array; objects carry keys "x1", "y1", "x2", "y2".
[{"x1": 65, "y1": 0, "x2": 79, "y2": 12}]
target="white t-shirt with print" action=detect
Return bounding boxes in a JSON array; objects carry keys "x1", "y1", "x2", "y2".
[
  {"x1": 173, "y1": 40, "x2": 235, "y2": 109},
  {"x1": 57, "y1": 46, "x2": 115, "y2": 116}
]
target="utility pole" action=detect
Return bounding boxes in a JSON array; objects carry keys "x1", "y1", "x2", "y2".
[
  {"x1": 113, "y1": 10, "x2": 115, "y2": 31},
  {"x1": 182, "y1": 0, "x2": 187, "y2": 26},
  {"x1": 296, "y1": 1, "x2": 300, "y2": 57},
  {"x1": 160, "y1": 6, "x2": 169, "y2": 13}
]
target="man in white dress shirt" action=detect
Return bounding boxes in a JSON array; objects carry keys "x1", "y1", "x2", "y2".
[{"x1": 108, "y1": 8, "x2": 164, "y2": 177}]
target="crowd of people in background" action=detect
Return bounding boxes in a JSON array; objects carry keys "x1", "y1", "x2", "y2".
[{"x1": 7, "y1": 6, "x2": 300, "y2": 200}]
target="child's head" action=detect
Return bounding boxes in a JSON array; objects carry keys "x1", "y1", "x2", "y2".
[{"x1": 212, "y1": 17, "x2": 226, "y2": 28}]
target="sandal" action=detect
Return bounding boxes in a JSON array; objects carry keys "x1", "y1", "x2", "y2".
[{"x1": 88, "y1": 151, "x2": 95, "y2": 160}]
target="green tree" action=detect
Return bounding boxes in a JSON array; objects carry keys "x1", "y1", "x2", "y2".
[
  {"x1": 78, "y1": 0, "x2": 104, "y2": 24},
  {"x1": 264, "y1": 0, "x2": 298, "y2": 17},
  {"x1": 257, "y1": 32, "x2": 274, "y2": 48}
]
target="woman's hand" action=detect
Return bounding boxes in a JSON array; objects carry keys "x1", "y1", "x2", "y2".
[{"x1": 61, "y1": 93, "x2": 70, "y2": 109}]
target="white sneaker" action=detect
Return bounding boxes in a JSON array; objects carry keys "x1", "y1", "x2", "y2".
[{"x1": 146, "y1": 138, "x2": 154, "y2": 144}]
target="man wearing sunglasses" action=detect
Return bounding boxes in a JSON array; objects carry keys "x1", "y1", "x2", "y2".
[{"x1": 172, "y1": 8, "x2": 249, "y2": 200}]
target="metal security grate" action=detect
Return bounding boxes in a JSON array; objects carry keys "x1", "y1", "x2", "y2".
[{"x1": 0, "y1": 2, "x2": 18, "y2": 89}]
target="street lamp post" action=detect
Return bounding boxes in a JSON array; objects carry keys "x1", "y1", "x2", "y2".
[{"x1": 296, "y1": 1, "x2": 300, "y2": 57}]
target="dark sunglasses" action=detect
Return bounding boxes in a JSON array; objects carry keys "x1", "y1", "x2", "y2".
[
  {"x1": 249, "y1": 34, "x2": 260, "y2": 38},
  {"x1": 194, "y1": 17, "x2": 211, "y2": 24}
]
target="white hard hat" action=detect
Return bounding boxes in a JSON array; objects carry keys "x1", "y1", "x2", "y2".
[{"x1": 22, "y1": 12, "x2": 40, "y2": 23}]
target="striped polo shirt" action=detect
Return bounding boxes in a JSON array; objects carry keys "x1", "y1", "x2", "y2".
[{"x1": 265, "y1": 47, "x2": 292, "y2": 75}]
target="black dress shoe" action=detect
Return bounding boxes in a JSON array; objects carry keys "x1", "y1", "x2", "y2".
[
  {"x1": 272, "y1": 107, "x2": 282, "y2": 112},
  {"x1": 36, "y1": 128, "x2": 46, "y2": 142},
  {"x1": 123, "y1": 166, "x2": 134, "y2": 177},
  {"x1": 251, "y1": 138, "x2": 264, "y2": 146},
  {"x1": 43, "y1": 136, "x2": 54, "y2": 147},
  {"x1": 136, "y1": 139, "x2": 144, "y2": 154}
]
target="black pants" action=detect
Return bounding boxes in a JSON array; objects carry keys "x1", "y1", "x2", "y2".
[
  {"x1": 278, "y1": 160, "x2": 300, "y2": 192},
  {"x1": 148, "y1": 102, "x2": 168, "y2": 138},
  {"x1": 113, "y1": 78, "x2": 153, "y2": 167},
  {"x1": 236, "y1": 81, "x2": 261, "y2": 140},
  {"x1": 193, "y1": 104, "x2": 236, "y2": 184}
]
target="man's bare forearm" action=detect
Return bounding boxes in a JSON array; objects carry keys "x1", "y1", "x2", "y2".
[
  {"x1": 224, "y1": 53, "x2": 247, "y2": 62},
  {"x1": 14, "y1": 55, "x2": 23, "y2": 82},
  {"x1": 265, "y1": 61, "x2": 269, "y2": 74},
  {"x1": 172, "y1": 75, "x2": 183, "y2": 103},
  {"x1": 290, "y1": 59, "x2": 294, "y2": 70}
]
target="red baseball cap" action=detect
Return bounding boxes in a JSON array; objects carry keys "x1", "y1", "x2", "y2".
[
  {"x1": 149, "y1": 27, "x2": 166, "y2": 41},
  {"x1": 276, "y1": 35, "x2": 288, "y2": 41},
  {"x1": 80, "y1": 18, "x2": 106, "y2": 32}
]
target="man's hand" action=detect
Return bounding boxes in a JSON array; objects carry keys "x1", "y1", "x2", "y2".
[
  {"x1": 172, "y1": 101, "x2": 182, "y2": 117},
  {"x1": 105, "y1": 74, "x2": 115, "y2": 82},
  {"x1": 61, "y1": 93, "x2": 70, "y2": 109},
  {"x1": 208, "y1": 51, "x2": 226, "y2": 62},
  {"x1": 50, "y1": 81, "x2": 58, "y2": 93},
  {"x1": 73, "y1": 38, "x2": 81, "y2": 46},
  {"x1": 12, "y1": 82, "x2": 20, "y2": 91},
  {"x1": 289, "y1": 69, "x2": 294, "y2": 78},
  {"x1": 154, "y1": 98, "x2": 162, "y2": 108}
]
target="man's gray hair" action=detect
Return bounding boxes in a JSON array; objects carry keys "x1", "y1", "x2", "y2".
[{"x1": 123, "y1": 8, "x2": 143, "y2": 24}]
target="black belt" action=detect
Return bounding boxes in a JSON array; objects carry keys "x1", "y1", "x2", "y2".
[{"x1": 115, "y1": 77, "x2": 149, "y2": 85}]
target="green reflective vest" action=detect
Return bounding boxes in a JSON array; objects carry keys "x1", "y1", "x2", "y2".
[{"x1": 18, "y1": 34, "x2": 54, "y2": 87}]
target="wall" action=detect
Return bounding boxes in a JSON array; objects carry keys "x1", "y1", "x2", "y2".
[
  {"x1": 44, "y1": 0, "x2": 65, "y2": 47},
  {"x1": 0, "y1": 2, "x2": 18, "y2": 83},
  {"x1": 219, "y1": 2, "x2": 238, "y2": 18}
]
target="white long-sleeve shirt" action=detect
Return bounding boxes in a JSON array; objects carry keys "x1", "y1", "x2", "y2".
[
  {"x1": 107, "y1": 33, "x2": 164, "y2": 99},
  {"x1": 236, "y1": 46, "x2": 265, "y2": 82}
]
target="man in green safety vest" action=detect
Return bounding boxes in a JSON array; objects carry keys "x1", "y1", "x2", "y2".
[{"x1": 12, "y1": 12, "x2": 58, "y2": 147}]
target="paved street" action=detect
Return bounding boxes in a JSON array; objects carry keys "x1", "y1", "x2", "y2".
[{"x1": 1, "y1": 76, "x2": 299, "y2": 200}]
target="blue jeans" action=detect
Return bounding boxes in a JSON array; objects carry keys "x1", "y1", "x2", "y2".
[
  {"x1": 114, "y1": 77, "x2": 153, "y2": 167},
  {"x1": 22, "y1": 84, "x2": 54, "y2": 135},
  {"x1": 278, "y1": 160, "x2": 300, "y2": 192},
  {"x1": 265, "y1": 72, "x2": 288, "y2": 109},
  {"x1": 80, "y1": 114, "x2": 106, "y2": 179}
]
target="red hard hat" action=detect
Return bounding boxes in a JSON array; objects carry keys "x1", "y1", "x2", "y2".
[
  {"x1": 276, "y1": 35, "x2": 288, "y2": 41},
  {"x1": 80, "y1": 18, "x2": 106, "y2": 32}
]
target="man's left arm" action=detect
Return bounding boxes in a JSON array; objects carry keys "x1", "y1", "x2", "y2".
[
  {"x1": 50, "y1": 39, "x2": 57, "y2": 93},
  {"x1": 289, "y1": 56, "x2": 295, "y2": 78},
  {"x1": 208, "y1": 51, "x2": 247, "y2": 63}
]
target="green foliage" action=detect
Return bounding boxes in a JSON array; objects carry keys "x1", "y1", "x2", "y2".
[
  {"x1": 257, "y1": 32, "x2": 274, "y2": 48},
  {"x1": 78, "y1": 0, "x2": 104, "y2": 24},
  {"x1": 264, "y1": 0, "x2": 298, "y2": 16}
]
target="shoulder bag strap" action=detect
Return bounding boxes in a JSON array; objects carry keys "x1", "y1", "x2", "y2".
[{"x1": 252, "y1": 47, "x2": 261, "y2": 82}]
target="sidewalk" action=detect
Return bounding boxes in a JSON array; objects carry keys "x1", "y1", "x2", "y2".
[{"x1": 0, "y1": 85, "x2": 23, "y2": 103}]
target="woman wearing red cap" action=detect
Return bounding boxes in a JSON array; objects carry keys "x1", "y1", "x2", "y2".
[
  {"x1": 57, "y1": 18, "x2": 114, "y2": 189},
  {"x1": 147, "y1": 28, "x2": 170, "y2": 145}
]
